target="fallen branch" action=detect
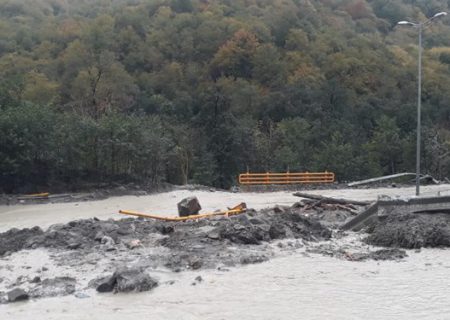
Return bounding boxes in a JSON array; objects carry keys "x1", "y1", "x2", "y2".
[
  {"x1": 334, "y1": 204, "x2": 359, "y2": 215},
  {"x1": 292, "y1": 192, "x2": 371, "y2": 206}
]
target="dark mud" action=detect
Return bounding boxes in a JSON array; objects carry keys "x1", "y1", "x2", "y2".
[
  {"x1": 366, "y1": 213, "x2": 450, "y2": 249},
  {"x1": 0, "y1": 208, "x2": 331, "y2": 259}
]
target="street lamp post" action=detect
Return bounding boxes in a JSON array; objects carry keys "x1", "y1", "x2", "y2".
[{"x1": 397, "y1": 12, "x2": 447, "y2": 196}]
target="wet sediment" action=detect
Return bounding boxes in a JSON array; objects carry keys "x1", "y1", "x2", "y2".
[
  {"x1": 1, "y1": 205, "x2": 448, "y2": 303},
  {"x1": 366, "y1": 213, "x2": 450, "y2": 249}
]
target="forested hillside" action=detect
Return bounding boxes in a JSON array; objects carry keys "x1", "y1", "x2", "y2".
[{"x1": 1, "y1": 0, "x2": 450, "y2": 192}]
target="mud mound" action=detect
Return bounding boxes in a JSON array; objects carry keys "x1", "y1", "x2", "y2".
[
  {"x1": 0, "y1": 218, "x2": 161, "y2": 255},
  {"x1": 366, "y1": 213, "x2": 450, "y2": 249},
  {"x1": 0, "y1": 226, "x2": 44, "y2": 256},
  {"x1": 153, "y1": 209, "x2": 332, "y2": 270},
  {"x1": 159, "y1": 209, "x2": 331, "y2": 249},
  {"x1": 0, "y1": 209, "x2": 331, "y2": 259}
]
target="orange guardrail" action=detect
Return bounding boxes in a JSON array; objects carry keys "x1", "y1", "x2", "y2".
[
  {"x1": 119, "y1": 203, "x2": 247, "y2": 221},
  {"x1": 238, "y1": 172, "x2": 335, "y2": 185}
]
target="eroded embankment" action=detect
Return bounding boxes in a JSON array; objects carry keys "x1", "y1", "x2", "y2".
[{"x1": 366, "y1": 213, "x2": 450, "y2": 249}]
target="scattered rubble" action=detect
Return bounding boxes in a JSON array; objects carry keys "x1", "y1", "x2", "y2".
[{"x1": 290, "y1": 193, "x2": 367, "y2": 228}]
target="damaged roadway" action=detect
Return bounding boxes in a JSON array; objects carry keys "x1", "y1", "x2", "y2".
[{"x1": 0, "y1": 197, "x2": 433, "y2": 304}]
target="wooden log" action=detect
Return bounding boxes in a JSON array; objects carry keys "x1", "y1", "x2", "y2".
[{"x1": 292, "y1": 192, "x2": 371, "y2": 206}]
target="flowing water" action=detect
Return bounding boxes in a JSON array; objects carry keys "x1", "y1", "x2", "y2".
[
  {"x1": 1, "y1": 248, "x2": 449, "y2": 320},
  {"x1": 1, "y1": 186, "x2": 450, "y2": 319}
]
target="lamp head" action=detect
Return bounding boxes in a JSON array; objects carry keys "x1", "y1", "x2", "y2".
[{"x1": 397, "y1": 21, "x2": 415, "y2": 26}]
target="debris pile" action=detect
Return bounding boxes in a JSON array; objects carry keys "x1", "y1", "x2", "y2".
[
  {"x1": 366, "y1": 213, "x2": 450, "y2": 249},
  {"x1": 291, "y1": 192, "x2": 368, "y2": 228}
]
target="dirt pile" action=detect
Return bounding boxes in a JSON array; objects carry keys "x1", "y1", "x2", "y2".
[
  {"x1": 0, "y1": 226, "x2": 44, "y2": 256},
  {"x1": 366, "y1": 213, "x2": 450, "y2": 249},
  {"x1": 0, "y1": 207, "x2": 331, "y2": 259}
]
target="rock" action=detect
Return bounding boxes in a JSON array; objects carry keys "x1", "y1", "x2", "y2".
[
  {"x1": 126, "y1": 239, "x2": 142, "y2": 249},
  {"x1": 114, "y1": 268, "x2": 158, "y2": 293},
  {"x1": 101, "y1": 236, "x2": 115, "y2": 246},
  {"x1": 74, "y1": 292, "x2": 90, "y2": 299},
  {"x1": 344, "y1": 249, "x2": 408, "y2": 262},
  {"x1": 155, "y1": 224, "x2": 174, "y2": 235},
  {"x1": 235, "y1": 214, "x2": 249, "y2": 224},
  {"x1": 67, "y1": 242, "x2": 81, "y2": 250},
  {"x1": 273, "y1": 205, "x2": 285, "y2": 213},
  {"x1": 269, "y1": 223, "x2": 286, "y2": 239},
  {"x1": 15, "y1": 276, "x2": 24, "y2": 285},
  {"x1": 94, "y1": 275, "x2": 116, "y2": 293},
  {"x1": 7, "y1": 288, "x2": 29, "y2": 302},
  {"x1": 370, "y1": 249, "x2": 408, "y2": 261},
  {"x1": 233, "y1": 224, "x2": 246, "y2": 231},
  {"x1": 188, "y1": 257, "x2": 203, "y2": 270},
  {"x1": 191, "y1": 275, "x2": 203, "y2": 286},
  {"x1": 30, "y1": 277, "x2": 76, "y2": 298},
  {"x1": 30, "y1": 276, "x2": 41, "y2": 283},
  {"x1": 207, "y1": 230, "x2": 220, "y2": 240},
  {"x1": 240, "y1": 255, "x2": 268, "y2": 265},
  {"x1": 94, "y1": 231, "x2": 104, "y2": 241},
  {"x1": 0, "y1": 291, "x2": 7, "y2": 304},
  {"x1": 93, "y1": 268, "x2": 158, "y2": 293},
  {"x1": 116, "y1": 226, "x2": 132, "y2": 235},
  {"x1": 177, "y1": 196, "x2": 202, "y2": 217},
  {"x1": 249, "y1": 218, "x2": 264, "y2": 225}
]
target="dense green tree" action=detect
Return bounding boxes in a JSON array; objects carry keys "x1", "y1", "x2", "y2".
[{"x1": 1, "y1": 0, "x2": 450, "y2": 191}]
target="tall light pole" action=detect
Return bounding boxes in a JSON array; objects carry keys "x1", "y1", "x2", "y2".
[{"x1": 397, "y1": 12, "x2": 447, "y2": 196}]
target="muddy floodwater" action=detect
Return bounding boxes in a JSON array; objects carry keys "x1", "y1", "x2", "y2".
[
  {"x1": 1, "y1": 185, "x2": 450, "y2": 319},
  {"x1": 2, "y1": 248, "x2": 450, "y2": 320}
]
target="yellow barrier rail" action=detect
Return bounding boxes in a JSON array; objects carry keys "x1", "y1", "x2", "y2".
[
  {"x1": 119, "y1": 203, "x2": 247, "y2": 222},
  {"x1": 239, "y1": 172, "x2": 335, "y2": 185}
]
